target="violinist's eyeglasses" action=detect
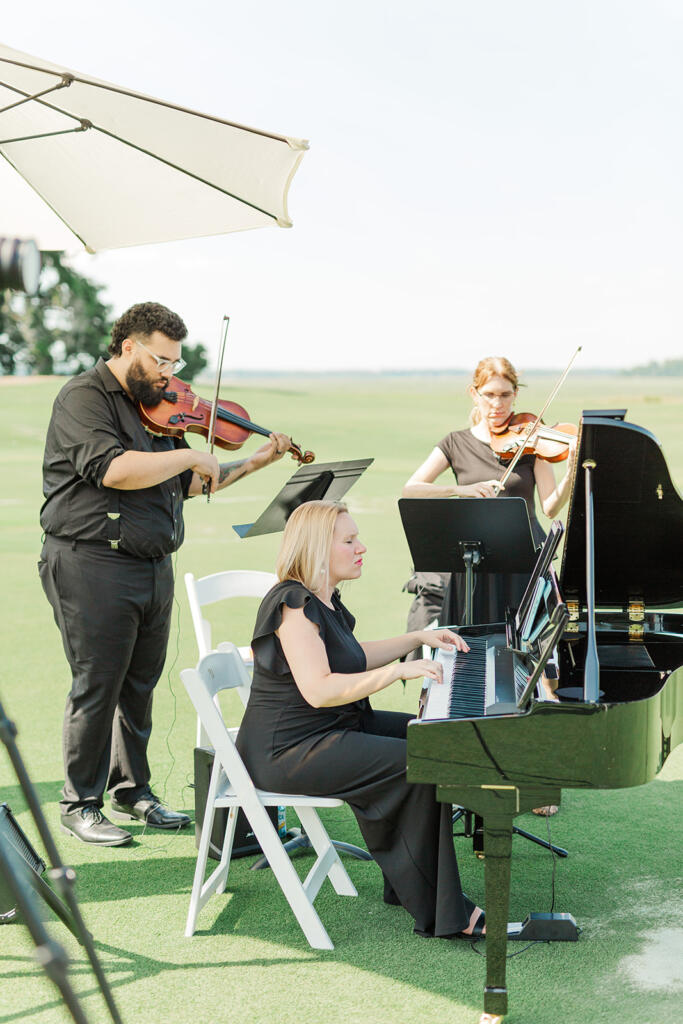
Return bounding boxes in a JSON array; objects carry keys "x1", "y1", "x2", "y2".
[
  {"x1": 135, "y1": 338, "x2": 186, "y2": 375},
  {"x1": 476, "y1": 388, "x2": 515, "y2": 403}
]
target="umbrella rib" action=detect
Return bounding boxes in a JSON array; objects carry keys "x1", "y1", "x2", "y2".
[
  {"x1": 92, "y1": 124, "x2": 279, "y2": 222},
  {"x1": 0, "y1": 126, "x2": 89, "y2": 145},
  {"x1": 0, "y1": 149, "x2": 91, "y2": 251},
  {"x1": 0, "y1": 77, "x2": 85, "y2": 127},
  {"x1": 0, "y1": 80, "x2": 287, "y2": 222},
  {"x1": 0, "y1": 75, "x2": 73, "y2": 115},
  {"x1": 0, "y1": 56, "x2": 307, "y2": 149}
]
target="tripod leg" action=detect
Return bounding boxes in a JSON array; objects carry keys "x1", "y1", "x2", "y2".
[
  {"x1": 0, "y1": 696, "x2": 123, "y2": 1024},
  {"x1": 512, "y1": 825, "x2": 568, "y2": 857},
  {"x1": 24, "y1": 864, "x2": 83, "y2": 942},
  {"x1": 0, "y1": 840, "x2": 90, "y2": 1024}
]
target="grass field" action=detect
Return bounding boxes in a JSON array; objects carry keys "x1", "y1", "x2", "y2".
[{"x1": 0, "y1": 372, "x2": 681, "y2": 1024}]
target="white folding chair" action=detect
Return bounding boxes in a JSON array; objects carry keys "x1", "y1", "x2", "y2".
[
  {"x1": 184, "y1": 569, "x2": 278, "y2": 744},
  {"x1": 180, "y1": 648, "x2": 357, "y2": 950}
]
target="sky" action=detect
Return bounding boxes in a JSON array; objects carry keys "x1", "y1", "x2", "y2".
[{"x1": 3, "y1": 1, "x2": 683, "y2": 372}]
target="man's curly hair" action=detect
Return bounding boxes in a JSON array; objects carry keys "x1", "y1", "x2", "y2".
[{"x1": 108, "y1": 302, "x2": 188, "y2": 356}]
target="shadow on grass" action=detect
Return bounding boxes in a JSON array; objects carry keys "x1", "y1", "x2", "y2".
[
  {"x1": 1, "y1": 777, "x2": 682, "y2": 1024},
  {"x1": 0, "y1": 781, "x2": 64, "y2": 812},
  {"x1": 0, "y1": 941, "x2": 308, "y2": 1024}
]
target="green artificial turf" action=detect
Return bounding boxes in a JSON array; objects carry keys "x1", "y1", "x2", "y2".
[{"x1": 0, "y1": 373, "x2": 681, "y2": 1024}]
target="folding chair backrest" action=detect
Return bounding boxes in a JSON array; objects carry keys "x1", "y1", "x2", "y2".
[
  {"x1": 180, "y1": 648, "x2": 255, "y2": 793},
  {"x1": 185, "y1": 570, "x2": 278, "y2": 658}
]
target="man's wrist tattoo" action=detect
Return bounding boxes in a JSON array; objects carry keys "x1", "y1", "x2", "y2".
[{"x1": 218, "y1": 458, "x2": 249, "y2": 484}]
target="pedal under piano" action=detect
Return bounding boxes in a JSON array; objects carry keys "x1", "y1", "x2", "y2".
[{"x1": 405, "y1": 409, "x2": 683, "y2": 1024}]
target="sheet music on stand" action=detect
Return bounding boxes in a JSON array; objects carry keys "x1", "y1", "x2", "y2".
[{"x1": 233, "y1": 458, "x2": 373, "y2": 538}]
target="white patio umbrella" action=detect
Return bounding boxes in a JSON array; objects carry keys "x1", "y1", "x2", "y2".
[{"x1": 0, "y1": 41, "x2": 308, "y2": 253}]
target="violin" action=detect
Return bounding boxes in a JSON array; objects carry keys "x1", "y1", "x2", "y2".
[
  {"x1": 490, "y1": 412, "x2": 578, "y2": 463},
  {"x1": 137, "y1": 376, "x2": 315, "y2": 464}
]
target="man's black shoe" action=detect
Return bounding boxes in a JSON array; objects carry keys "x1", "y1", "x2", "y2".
[
  {"x1": 60, "y1": 806, "x2": 132, "y2": 847},
  {"x1": 110, "y1": 792, "x2": 191, "y2": 830}
]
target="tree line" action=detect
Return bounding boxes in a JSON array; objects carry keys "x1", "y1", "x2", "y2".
[{"x1": 0, "y1": 252, "x2": 207, "y2": 380}]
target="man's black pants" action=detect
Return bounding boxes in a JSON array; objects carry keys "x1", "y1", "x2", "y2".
[{"x1": 39, "y1": 535, "x2": 174, "y2": 814}]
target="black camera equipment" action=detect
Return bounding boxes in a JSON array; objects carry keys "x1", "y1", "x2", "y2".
[
  {"x1": 0, "y1": 693, "x2": 123, "y2": 1024},
  {"x1": 0, "y1": 237, "x2": 41, "y2": 293}
]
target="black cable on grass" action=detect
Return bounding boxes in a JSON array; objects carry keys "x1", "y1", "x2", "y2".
[{"x1": 131, "y1": 549, "x2": 192, "y2": 855}]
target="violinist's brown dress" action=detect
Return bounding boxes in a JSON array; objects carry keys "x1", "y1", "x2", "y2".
[{"x1": 438, "y1": 429, "x2": 545, "y2": 626}]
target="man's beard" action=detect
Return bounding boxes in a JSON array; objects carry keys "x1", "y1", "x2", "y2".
[{"x1": 126, "y1": 361, "x2": 167, "y2": 407}]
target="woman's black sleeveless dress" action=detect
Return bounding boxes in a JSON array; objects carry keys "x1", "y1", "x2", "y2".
[{"x1": 236, "y1": 579, "x2": 474, "y2": 937}]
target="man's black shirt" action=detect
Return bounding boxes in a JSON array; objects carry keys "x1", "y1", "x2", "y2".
[{"x1": 41, "y1": 359, "x2": 193, "y2": 558}]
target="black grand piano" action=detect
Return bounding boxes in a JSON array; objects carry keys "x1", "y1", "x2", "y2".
[{"x1": 406, "y1": 410, "x2": 683, "y2": 1024}]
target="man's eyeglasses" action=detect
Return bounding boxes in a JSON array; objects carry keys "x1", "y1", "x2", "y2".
[
  {"x1": 135, "y1": 338, "x2": 186, "y2": 375},
  {"x1": 475, "y1": 388, "x2": 515, "y2": 403}
]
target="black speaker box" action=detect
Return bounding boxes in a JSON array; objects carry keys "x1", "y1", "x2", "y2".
[
  {"x1": 193, "y1": 747, "x2": 283, "y2": 861},
  {"x1": 0, "y1": 803, "x2": 46, "y2": 922}
]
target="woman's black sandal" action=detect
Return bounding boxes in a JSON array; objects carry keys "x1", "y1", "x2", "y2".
[{"x1": 453, "y1": 910, "x2": 485, "y2": 940}]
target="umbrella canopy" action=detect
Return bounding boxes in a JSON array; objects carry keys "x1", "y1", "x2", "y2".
[{"x1": 0, "y1": 42, "x2": 308, "y2": 252}]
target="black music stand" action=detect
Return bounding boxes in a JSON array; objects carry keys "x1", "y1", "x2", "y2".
[
  {"x1": 398, "y1": 497, "x2": 537, "y2": 625},
  {"x1": 233, "y1": 458, "x2": 373, "y2": 538},
  {"x1": 233, "y1": 458, "x2": 374, "y2": 868}
]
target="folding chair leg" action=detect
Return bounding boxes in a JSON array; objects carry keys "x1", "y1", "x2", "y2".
[
  {"x1": 215, "y1": 807, "x2": 238, "y2": 894},
  {"x1": 186, "y1": 761, "x2": 226, "y2": 937},
  {"x1": 296, "y1": 806, "x2": 358, "y2": 898},
  {"x1": 245, "y1": 802, "x2": 335, "y2": 950}
]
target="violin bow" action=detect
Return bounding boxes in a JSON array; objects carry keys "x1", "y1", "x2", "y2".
[
  {"x1": 493, "y1": 345, "x2": 582, "y2": 494},
  {"x1": 204, "y1": 315, "x2": 230, "y2": 502}
]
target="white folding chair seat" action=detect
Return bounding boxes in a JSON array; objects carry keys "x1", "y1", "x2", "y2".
[{"x1": 180, "y1": 647, "x2": 357, "y2": 950}]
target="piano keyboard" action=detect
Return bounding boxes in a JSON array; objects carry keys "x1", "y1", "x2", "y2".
[{"x1": 419, "y1": 634, "x2": 532, "y2": 721}]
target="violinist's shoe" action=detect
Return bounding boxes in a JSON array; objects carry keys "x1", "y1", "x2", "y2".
[
  {"x1": 60, "y1": 806, "x2": 132, "y2": 846},
  {"x1": 110, "y1": 790, "x2": 191, "y2": 830}
]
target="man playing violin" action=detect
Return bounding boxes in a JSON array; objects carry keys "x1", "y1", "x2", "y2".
[{"x1": 39, "y1": 301, "x2": 292, "y2": 847}]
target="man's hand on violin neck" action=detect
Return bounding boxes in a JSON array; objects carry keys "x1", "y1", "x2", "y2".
[{"x1": 250, "y1": 433, "x2": 292, "y2": 469}]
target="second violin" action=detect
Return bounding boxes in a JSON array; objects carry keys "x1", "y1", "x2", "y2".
[{"x1": 490, "y1": 412, "x2": 578, "y2": 463}]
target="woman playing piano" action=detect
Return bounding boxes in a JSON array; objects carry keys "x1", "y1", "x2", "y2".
[
  {"x1": 402, "y1": 355, "x2": 577, "y2": 634},
  {"x1": 236, "y1": 499, "x2": 486, "y2": 939}
]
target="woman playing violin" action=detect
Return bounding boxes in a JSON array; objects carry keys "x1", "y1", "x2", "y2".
[{"x1": 402, "y1": 355, "x2": 577, "y2": 630}]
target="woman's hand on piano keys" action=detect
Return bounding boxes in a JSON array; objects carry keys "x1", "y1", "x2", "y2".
[
  {"x1": 398, "y1": 659, "x2": 447, "y2": 684},
  {"x1": 415, "y1": 629, "x2": 471, "y2": 655}
]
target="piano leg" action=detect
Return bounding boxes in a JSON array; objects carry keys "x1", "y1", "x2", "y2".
[{"x1": 481, "y1": 812, "x2": 513, "y2": 1021}]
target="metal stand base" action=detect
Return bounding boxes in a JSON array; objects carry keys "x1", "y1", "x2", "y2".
[
  {"x1": 251, "y1": 827, "x2": 372, "y2": 871},
  {"x1": 453, "y1": 807, "x2": 568, "y2": 858}
]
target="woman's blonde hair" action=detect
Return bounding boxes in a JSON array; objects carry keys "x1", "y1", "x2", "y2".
[
  {"x1": 469, "y1": 356, "x2": 521, "y2": 425},
  {"x1": 276, "y1": 500, "x2": 349, "y2": 592}
]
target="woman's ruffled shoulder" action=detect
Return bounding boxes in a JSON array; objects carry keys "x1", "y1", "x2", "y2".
[
  {"x1": 252, "y1": 580, "x2": 326, "y2": 646},
  {"x1": 332, "y1": 589, "x2": 356, "y2": 631}
]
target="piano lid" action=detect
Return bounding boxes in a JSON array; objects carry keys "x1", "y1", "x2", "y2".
[{"x1": 560, "y1": 410, "x2": 683, "y2": 608}]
